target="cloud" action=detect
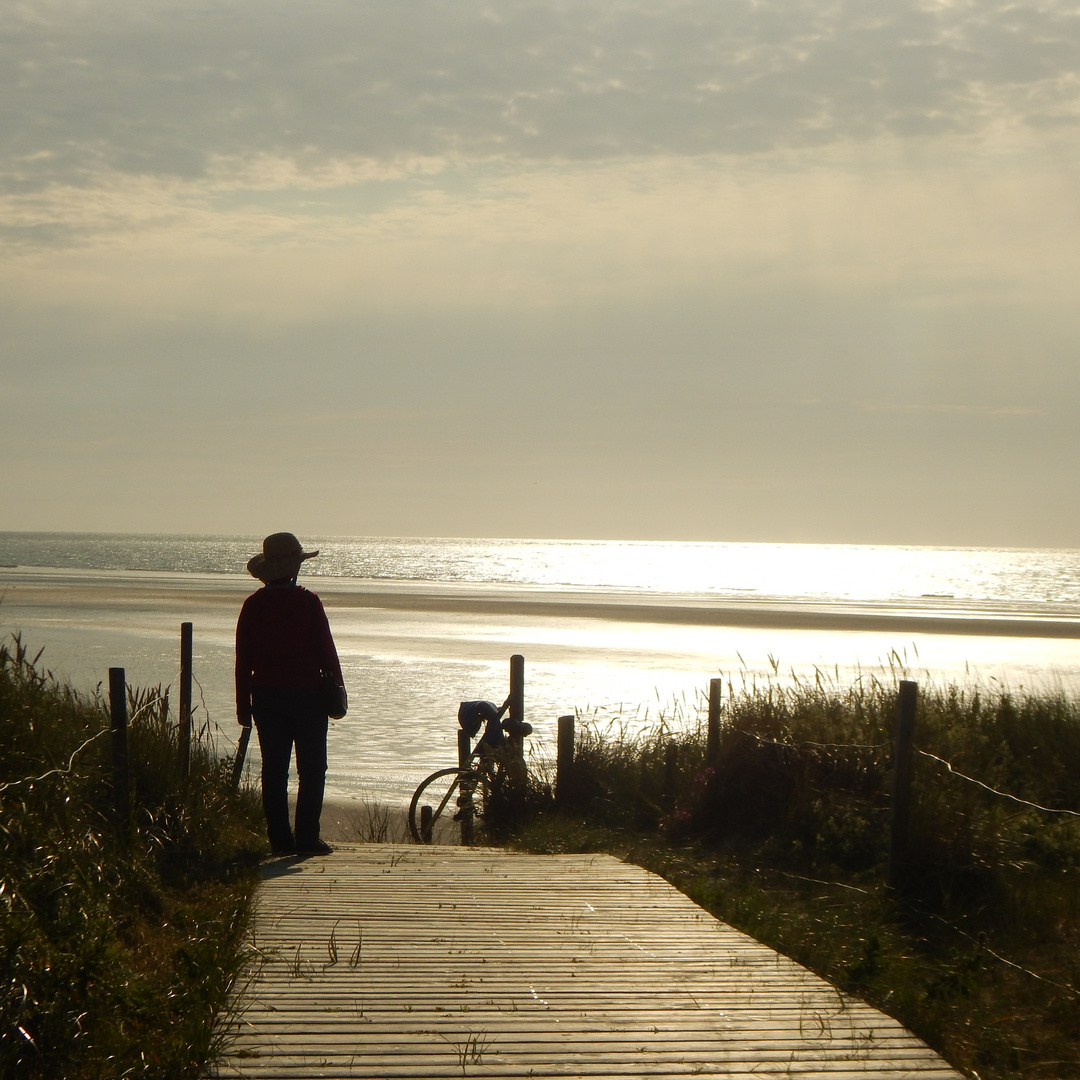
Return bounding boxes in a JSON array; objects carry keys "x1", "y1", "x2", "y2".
[
  {"x1": 5, "y1": 0, "x2": 1079, "y2": 272},
  {"x1": 4, "y1": 1, "x2": 1080, "y2": 543},
  {"x1": 859, "y1": 403, "x2": 1047, "y2": 415},
  {"x1": 3, "y1": 0, "x2": 1080, "y2": 196},
  {"x1": 4, "y1": 140, "x2": 1078, "y2": 320}
]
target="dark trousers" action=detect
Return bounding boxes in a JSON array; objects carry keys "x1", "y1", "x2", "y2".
[{"x1": 252, "y1": 687, "x2": 328, "y2": 850}]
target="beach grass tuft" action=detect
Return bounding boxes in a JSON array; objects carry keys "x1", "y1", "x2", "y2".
[{"x1": 0, "y1": 634, "x2": 265, "y2": 1079}]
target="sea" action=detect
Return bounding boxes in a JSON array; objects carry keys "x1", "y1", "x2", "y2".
[{"x1": 3, "y1": 532, "x2": 1080, "y2": 807}]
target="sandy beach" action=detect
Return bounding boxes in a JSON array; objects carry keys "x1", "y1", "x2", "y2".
[
  {"x1": 5, "y1": 564, "x2": 1080, "y2": 807},
  {"x1": 6, "y1": 565, "x2": 1080, "y2": 637},
  {"x1": 317, "y1": 796, "x2": 412, "y2": 844}
]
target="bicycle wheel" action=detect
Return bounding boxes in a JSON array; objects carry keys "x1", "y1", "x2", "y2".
[{"x1": 408, "y1": 767, "x2": 487, "y2": 844}]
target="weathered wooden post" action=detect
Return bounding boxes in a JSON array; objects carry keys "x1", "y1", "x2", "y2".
[
  {"x1": 504, "y1": 653, "x2": 530, "y2": 811},
  {"x1": 706, "y1": 678, "x2": 722, "y2": 768},
  {"x1": 109, "y1": 667, "x2": 130, "y2": 824},
  {"x1": 556, "y1": 714, "x2": 575, "y2": 808},
  {"x1": 178, "y1": 622, "x2": 193, "y2": 779},
  {"x1": 457, "y1": 727, "x2": 474, "y2": 845},
  {"x1": 420, "y1": 804, "x2": 434, "y2": 844},
  {"x1": 508, "y1": 653, "x2": 525, "y2": 760},
  {"x1": 887, "y1": 680, "x2": 918, "y2": 891}
]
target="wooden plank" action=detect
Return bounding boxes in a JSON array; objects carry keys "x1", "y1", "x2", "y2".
[{"x1": 211, "y1": 844, "x2": 964, "y2": 1079}]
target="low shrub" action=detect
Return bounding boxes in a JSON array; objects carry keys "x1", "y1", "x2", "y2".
[{"x1": 0, "y1": 636, "x2": 264, "y2": 1079}]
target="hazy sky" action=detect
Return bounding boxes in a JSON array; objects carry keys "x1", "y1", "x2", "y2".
[{"x1": 3, "y1": 0, "x2": 1080, "y2": 545}]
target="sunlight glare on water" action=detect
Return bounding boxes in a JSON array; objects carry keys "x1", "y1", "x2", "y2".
[{"x1": 324, "y1": 537, "x2": 1080, "y2": 605}]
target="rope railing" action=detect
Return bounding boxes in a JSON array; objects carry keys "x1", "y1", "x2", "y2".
[
  {"x1": 0, "y1": 688, "x2": 171, "y2": 798},
  {"x1": 903, "y1": 894, "x2": 1080, "y2": 999},
  {"x1": 728, "y1": 727, "x2": 890, "y2": 753},
  {"x1": 4, "y1": 620, "x2": 252, "y2": 832},
  {"x1": 713, "y1": 723, "x2": 1078, "y2": 819},
  {"x1": 0, "y1": 729, "x2": 110, "y2": 795},
  {"x1": 915, "y1": 749, "x2": 1080, "y2": 817},
  {"x1": 751, "y1": 865, "x2": 1080, "y2": 999}
]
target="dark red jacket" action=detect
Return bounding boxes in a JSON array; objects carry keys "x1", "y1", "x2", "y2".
[{"x1": 235, "y1": 584, "x2": 343, "y2": 724}]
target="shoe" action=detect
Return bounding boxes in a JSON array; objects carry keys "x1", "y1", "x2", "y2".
[
  {"x1": 270, "y1": 846, "x2": 297, "y2": 857},
  {"x1": 296, "y1": 840, "x2": 333, "y2": 856}
]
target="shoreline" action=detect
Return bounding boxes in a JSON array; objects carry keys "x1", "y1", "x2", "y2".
[{"x1": 4, "y1": 565, "x2": 1080, "y2": 640}]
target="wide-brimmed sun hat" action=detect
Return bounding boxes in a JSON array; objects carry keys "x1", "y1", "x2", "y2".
[{"x1": 246, "y1": 532, "x2": 319, "y2": 582}]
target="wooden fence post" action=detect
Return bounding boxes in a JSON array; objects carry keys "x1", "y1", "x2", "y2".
[
  {"x1": 888, "y1": 680, "x2": 918, "y2": 890},
  {"x1": 505, "y1": 652, "x2": 530, "y2": 808},
  {"x1": 109, "y1": 667, "x2": 130, "y2": 825},
  {"x1": 457, "y1": 727, "x2": 474, "y2": 846},
  {"x1": 508, "y1": 653, "x2": 525, "y2": 760},
  {"x1": 556, "y1": 714, "x2": 575, "y2": 808},
  {"x1": 706, "y1": 678, "x2": 722, "y2": 768},
  {"x1": 179, "y1": 622, "x2": 193, "y2": 779}
]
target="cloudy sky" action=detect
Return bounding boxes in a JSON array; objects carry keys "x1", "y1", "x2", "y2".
[{"x1": 3, "y1": 0, "x2": 1080, "y2": 545}]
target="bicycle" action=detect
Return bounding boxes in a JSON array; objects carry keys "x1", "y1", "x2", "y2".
[{"x1": 408, "y1": 696, "x2": 532, "y2": 844}]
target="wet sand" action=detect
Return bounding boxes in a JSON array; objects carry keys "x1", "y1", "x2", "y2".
[
  {"x1": 5, "y1": 565, "x2": 1080, "y2": 638},
  {"x1": 235, "y1": 797, "x2": 411, "y2": 845}
]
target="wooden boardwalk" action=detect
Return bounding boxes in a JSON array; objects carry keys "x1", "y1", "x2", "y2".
[{"x1": 212, "y1": 844, "x2": 963, "y2": 1079}]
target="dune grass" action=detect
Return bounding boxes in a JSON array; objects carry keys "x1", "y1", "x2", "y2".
[
  {"x1": 7, "y1": 624, "x2": 1079, "y2": 1079},
  {"x1": 509, "y1": 670, "x2": 1080, "y2": 1080},
  {"x1": 0, "y1": 635, "x2": 265, "y2": 1079}
]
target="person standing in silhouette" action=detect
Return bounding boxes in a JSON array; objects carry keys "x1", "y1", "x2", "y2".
[{"x1": 236, "y1": 532, "x2": 344, "y2": 856}]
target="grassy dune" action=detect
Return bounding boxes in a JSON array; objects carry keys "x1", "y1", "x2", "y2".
[
  {"x1": 509, "y1": 672, "x2": 1080, "y2": 1080},
  {"x1": 0, "y1": 636, "x2": 265, "y2": 1079},
  {"x1": 6, "y1": 626, "x2": 1080, "y2": 1080}
]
